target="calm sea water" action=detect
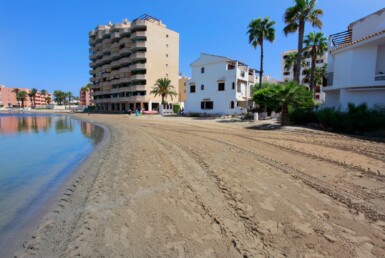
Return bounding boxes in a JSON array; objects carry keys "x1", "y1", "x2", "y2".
[{"x1": 0, "y1": 113, "x2": 102, "y2": 255}]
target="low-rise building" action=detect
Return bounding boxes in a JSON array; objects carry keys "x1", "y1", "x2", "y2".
[
  {"x1": 185, "y1": 53, "x2": 257, "y2": 115},
  {"x1": 281, "y1": 49, "x2": 327, "y2": 101},
  {"x1": 0, "y1": 85, "x2": 51, "y2": 108},
  {"x1": 178, "y1": 74, "x2": 189, "y2": 107},
  {"x1": 323, "y1": 8, "x2": 385, "y2": 110}
]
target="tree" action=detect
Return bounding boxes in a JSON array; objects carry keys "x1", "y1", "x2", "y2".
[
  {"x1": 284, "y1": 52, "x2": 306, "y2": 81},
  {"x1": 46, "y1": 96, "x2": 52, "y2": 105},
  {"x1": 247, "y1": 17, "x2": 276, "y2": 89},
  {"x1": 314, "y1": 63, "x2": 327, "y2": 86},
  {"x1": 12, "y1": 88, "x2": 20, "y2": 107},
  {"x1": 284, "y1": 0, "x2": 323, "y2": 83},
  {"x1": 29, "y1": 88, "x2": 38, "y2": 108},
  {"x1": 150, "y1": 78, "x2": 177, "y2": 105},
  {"x1": 40, "y1": 89, "x2": 47, "y2": 96},
  {"x1": 253, "y1": 81, "x2": 313, "y2": 125},
  {"x1": 18, "y1": 91, "x2": 28, "y2": 108},
  {"x1": 304, "y1": 32, "x2": 327, "y2": 96},
  {"x1": 66, "y1": 92, "x2": 72, "y2": 109},
  {"x1": 53, "y1": 90, "x2": 66, "y2": 105},
  {"x1": 28, "y1": 92, "x2": 34, "y2": 108}
]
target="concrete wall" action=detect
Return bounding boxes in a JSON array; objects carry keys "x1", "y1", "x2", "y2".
[
  {"x1": 350, "y1": 9, "x2": 385, "y2": 40},
  {"x1": 185, "y1": 55, "x2": 254, "y2": 115}
]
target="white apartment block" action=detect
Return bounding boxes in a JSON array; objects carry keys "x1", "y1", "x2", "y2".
[
  {"x1": 89, "y1": 14, "x2": 179, "y2": 112},
  {"x1": 323, "y1": 8, "x2": 385, "y2": 110},
  {"x1": 281, "y1": 50, "x2": 328, "y2": 101},
  {"x1": 185, "y1": 54, "x2": 257, "y2": 115}
]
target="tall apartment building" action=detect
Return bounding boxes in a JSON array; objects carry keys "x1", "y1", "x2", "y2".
[
  {"x1": 88, "y1": 14, "x2": 179, "y2": 112},
  {"x1": 79, "y1": 89, "x2": 91, "y2": 107},
  {"x1": 281, "y1": 50, "x2": 327, "y2": 101}
]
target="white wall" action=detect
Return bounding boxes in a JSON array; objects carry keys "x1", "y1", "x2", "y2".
[
  {"x1": 351, "y1": 9, "x2": 385, "y2": 41},
  {"x1": 376, "y1": 44, "x2": 385, "y2": 74},
  {"x1": 185, "y1": 55, "x2": 254, "y2": 115}
]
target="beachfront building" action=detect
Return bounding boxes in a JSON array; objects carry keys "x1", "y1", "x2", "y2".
[
  {"x1": 281, "y1": 50, "x2": 327, "y2": 101},
  {"x1": 178, "y1": 74, "x2": 189, "y2": 108},
  {"x1": 323, "y1": 8, "x2": 385, "y2": 110},
  {"x1": 79, "y1": 88, "x2": 91, "y2": 107},
  {"x1": 184, "y1": 53, "x2": 257, "y2": 115},
  {"x1": 88, "y1": 14, "x2": 179, "y2": 112},
  {"x1": 0, "y1": 85, "x2": 51, "y2": 108}
]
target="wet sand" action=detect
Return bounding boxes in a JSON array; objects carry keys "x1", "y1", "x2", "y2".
[{"x1": 18, "y1": 114, "x2": 385, "y2": 257}]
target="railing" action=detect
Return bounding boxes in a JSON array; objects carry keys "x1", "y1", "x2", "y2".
[
  {"x1": 324, "y1": 72, "x2": 334, "y2": 86},
  {"x1": 375, "y1": 74, "x2": 385, "y2": 81},
  {"x1": 330, "y1": 29, "x2": 352, "y2": 47}
]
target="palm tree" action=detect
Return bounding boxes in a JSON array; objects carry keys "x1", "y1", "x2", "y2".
[
  {"x1": 284, "y1": 0, "x2": 323, "y2": 83},
  {"x1": 284, "y1": 52, "x2": 305, "y2": 81},
  {"x1": 45, "y1": 96, "x2": 52, "y2": 105},
  {"x1": 150, "y1": 78, "x2": 177, "y2": 105},
  {"x1": 18, "y1": 91, "x2": 28, "y2": 108},
  {"x1": 12, "y1": 88, "x2": 20, "y2": 107},
  {"x1": 30, "y1": 88, "x2": 38, "y2": 108},
  {"x1": 314, "y1": 63, "x2": 327, "y2": 86},
  {"x1": 304, "y1": 32, "x2": 327, "y2": 96},
  {"x1": 40, "y1": 89, "x2": 47, "y2": 96},
  {"x1": 66, "y1": 92, "x2": 72, "y2": 110},
  {"x1": 247, "y1": 17, "x2": 276, "y2": 89},
  {"x1": 28, "y1": 92, "x2": 34, "y2": 108}
]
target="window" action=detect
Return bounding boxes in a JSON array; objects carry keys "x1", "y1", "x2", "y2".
[
  {"x1": 166, "y1": 44, "x2": 169, "y2": 47},
  {"x1": 283, "y1": 71, "x2": 290, "y2": 76},
  {"x1": 241, "y1": 71, "x2": 245, "y2": 77},
  {"x1": 201, "y1": 101, "x2": 213, "y2": 110},
  {"x1": 232, "y1": 82, "x2": 235, "y2": 90},
  {"x1": 166, "y1": 54, "x2": 168, "y2": 57},
  {"x1": 306, "y1": 61, "x2": 310, "y2": 67},
  {"x1": 237, "y1": 84, "x2": 241, "y2": 93},
  {"x1": 230, "y1": 101, "x2": 235, "y2": 109},
  {"x1": 316, "y1": 59, "x2": 324, "y2": 64},
  {"x1": 166, "y1": 73, "x2": 168, "y2": 77},
  {"x1": 201, "y1": 67, "x2": 205, "y2": 73},
  {"x1": 201, "y1": 84, "x2": 204, "y2": 90},
  {"x1": 166, "y1": 64, "x2": 168, "y2": 67},
  {"x1": 190, "y1": 85, "x2": 196, "y2": 93},
  {"x1": 218, "y1": 82, "x2": 225, "y2": 91},
  {"x1": 166, "y1": 34, "x2": 169, "y2": 38}
]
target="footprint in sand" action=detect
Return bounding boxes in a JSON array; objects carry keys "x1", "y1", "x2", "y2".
[
  {"x1": 145, "y1": 226, "x2": 153, "y2": 239},
  {"x1": 126, "y1": 208, "x2": 137, "y2": 223}
]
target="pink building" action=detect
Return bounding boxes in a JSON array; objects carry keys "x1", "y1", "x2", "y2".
[
  {"x1": 79, "y1": 89, "x2": 91, "y2": 107},
  {"x1": 0, "y1": 85, "x2": 52, "y2": 108}
]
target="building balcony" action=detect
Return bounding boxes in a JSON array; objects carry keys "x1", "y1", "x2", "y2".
[
  {"x1": 131, "y1": 41, "x2": 146, "y2": 51},
  {"x1": 110, "y1": 49, "x2": 120, "y2": 60},
  {"x1": 324, "y1": 72, "x2": 334, "y2": 87},
  {"x1": 120, "y1": 57, "x2": 131, "y2": 66},
  {"x1": 111, "y1": 32, "x2": 120, "y2": 42},
  {"x1": 131, "y1": 19, "x2": 146, "y2": 27},
  {"x1": 119, "y1": 47, "x2": 131, "y2": 56},
  {"x1": 131, "y1": 52, "x2": 146, "y2": 61},
  {"x1": 89, "y1": 70, "x2": 96, "y2": 75},
  {"x1": 119, "y1": 37, "x2": 131, "y2": 45},
  {"x1": 101, "y1": 55, "x2": 111, "y2": 64},
  {"x1": 375, "y1": 74, "x2": 385, "y2": 81},
  {"x1": 128, "y1": 85, "x2": 146, "y2": 92},
  {"x1": 119, "y1": 77, "x2": 132, "y2": 84},
  {"x1": 119, "y1": 67, "x2": 131, "y2": 73},
  {"x1": 131, "y1": 63, "x2": 146, "y2": 71},
  {"x1": 130, "y1": 31, "x2": 146, "y2": 40},
  {"x1": 131, "y1": 74, "x2": 146, "y2": 81},
  {"x1": 330, "y1": 29, "x2": 352, "y2": 48},
  {"x1": 110, "y1": 60, "x2": 121, "y2": 69}
]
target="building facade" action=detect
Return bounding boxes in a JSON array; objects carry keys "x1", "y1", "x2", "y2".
[
  {"x1": 323, "y1": 8, "x2": 385, "y2": 110},
  {"x1": 178, "y1": 75, "x2": 188, "y2": 106},
  {"x1": 0, "y1": 85, "x2": 51, "y2": 108},
  {"x1": 79, "y1": 89, "x2": 91, "y2": 107},
  {"x1": 185, "y1": 54, "x2": 257, "y2": 115},
  {"x1": 89, "y1": 14, "x2": 179, "y2": 112},
  {"x1": 281, "y1": 50, "x2": 327, "y2": 101}
]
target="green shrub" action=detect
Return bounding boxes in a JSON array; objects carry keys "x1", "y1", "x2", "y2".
[
  {"x1": 289, "y1": 108, "x2": 318, "y2": 125},
  {"x1": 173, "y1": 104, "x2": 180, "y2": 113}
]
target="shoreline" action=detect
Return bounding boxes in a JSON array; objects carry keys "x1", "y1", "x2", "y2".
[{"x1": 3, "y1": 115, "x2": 110, "y2": 257}]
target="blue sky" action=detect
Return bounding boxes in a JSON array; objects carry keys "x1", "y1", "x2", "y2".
[{"x1": 0, "y1": 0, "x2": 384, "y2": 95}]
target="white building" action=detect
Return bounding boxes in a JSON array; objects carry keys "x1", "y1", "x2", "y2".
[
  {"x1": 323, "y1": 8, "x2": 385, "y2": 110},
  {"x1": 185, "y1": 53, "x2": 257, "y2": 115},
  {"x1": 281, "y1": 50, "x2": 327, "y2": 101}
]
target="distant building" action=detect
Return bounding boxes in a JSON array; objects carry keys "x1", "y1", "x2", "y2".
[
  {"x1": 178, "y1": 74, "x2": 189, "y2": 106},
  {"x1": 89, "y1": 14, "x2": 179, "y2": 112},
  {"x1": 185, "y1": 53, "x2": 257, "y2": 115},
  {"x1": 256, "y1": 75, "x2": 280, "y2": 84},
  {"x1": 79, "y1": 89, "x2": 91, "y2": 106},
  {"x1": 323, "y1": 8, "x2": 385, "y2": 110},
  {"x1": 0, "y1": 85, "x2": 51, "y2": 108},
  {"x1": 281, "y1": 49, "x2": 327, "y2": 101}
]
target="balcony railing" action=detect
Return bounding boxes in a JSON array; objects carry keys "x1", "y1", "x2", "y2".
[
  {"x1": 375, "y1": 74, "x2": 385, "y2": 81},
  {"x1": 330, "y1": 29, "x2": 352, "y2": 47},
  {"x1": 324, "y1": 72, "x2": 334, "y2": 86}
]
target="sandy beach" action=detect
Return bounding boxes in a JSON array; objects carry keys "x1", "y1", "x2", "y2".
[{"x1": 17, "y1": 114, "x2": 385, "y2": 257}]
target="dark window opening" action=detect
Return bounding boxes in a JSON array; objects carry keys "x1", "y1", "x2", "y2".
[
  {"x1": 201, "y1": 67, "x2": 205, "y2": 73},
  {"x1": 201, "y1": 101, "x2": 213, "y2": 110},
  {"x1": 190, "y1": 85, "x2": 196, "y2": 93},
  {"x1": 201, "y1": 84, "x2": 204, "y2": 90},
  {"x1": 218, "y1": 82, "x2": 225, "y2": 91}
]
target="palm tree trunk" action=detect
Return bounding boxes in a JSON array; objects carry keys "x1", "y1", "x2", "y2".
[
  {"x1": 281, "y1": 104, "x2": 290, "y2": 126},
  {"x1": 295, "y1": 20, "x2": 305, "y2": 84},
  {"x1": 310, "y1": 52, "x2": 316, "y2": 98},
  {"x1": 259, "y1": 41, "x2": 264, "y2": 89},
  {"x1": 161, "y1": 94, "x2": 165, "y2": 105}
]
